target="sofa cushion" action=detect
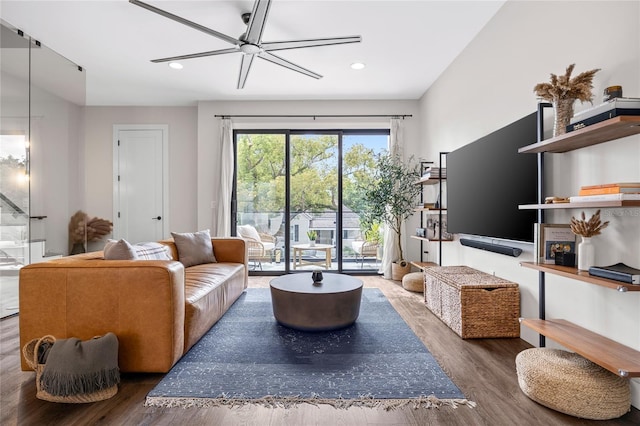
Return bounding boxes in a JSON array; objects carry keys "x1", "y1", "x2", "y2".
[
  {"x1": 183, "y1": 262, "x2": 246, "y2": 352},
  {"x1": 171, "y1": 229, "x2": 217, "y2": 267},
  {"x1": 104, "y1": 239, "x2": 139, "y2": 260}
]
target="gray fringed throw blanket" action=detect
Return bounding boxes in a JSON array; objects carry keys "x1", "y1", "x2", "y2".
[{"x1": 40, "y1": 333, "x2": 120, "y2": 397}]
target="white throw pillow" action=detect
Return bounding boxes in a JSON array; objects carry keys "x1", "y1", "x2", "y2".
[
  {"x1": 134, "y1": 242, "x2": 173, "y2": 260},
  {"x1": 237, "y1": 224, "x2": 261, "y2": 241}
]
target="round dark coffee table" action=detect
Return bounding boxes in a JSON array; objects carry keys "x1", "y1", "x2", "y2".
[{"x1": 269, "y1": 273, "x2": 363, "y2": 331}]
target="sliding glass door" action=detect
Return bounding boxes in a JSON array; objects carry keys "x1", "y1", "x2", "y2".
[
  {"x1": 234, "y1": 129, "x2": 388, "y2": 274},
  {"x1": 235, "y1": 132, "x2": 286, "y2": 272},
  {"x1": 289, "y1": 132, "x2": 339, "y2": 272},
  {"x1": 341, "y1": 133, "x2": 387, "y2": 272}
]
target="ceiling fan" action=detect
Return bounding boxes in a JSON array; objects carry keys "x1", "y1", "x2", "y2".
[{"x1": 130, "y1": 0, "x2": 362, "y2": 89}]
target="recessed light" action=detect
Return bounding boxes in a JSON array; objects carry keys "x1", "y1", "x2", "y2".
[
  {"x1": 351, "y1": 62, "x2": 365, "y2": 70},
  {"x1": 168, "y1": 62, "x2": 183, "y2": 70}
]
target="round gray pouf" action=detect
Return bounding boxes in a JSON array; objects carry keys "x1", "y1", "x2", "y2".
[
  {"x1": 402, "y1": 272, "x2": 424, "y2": 293},
  {"x1": 515, "y1": 348, "x2": 630, "y2": 420}
]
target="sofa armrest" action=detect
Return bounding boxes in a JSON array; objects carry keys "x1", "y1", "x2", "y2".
[
  {"x1": 19, "y1": 259, "x2": 185, "y2": 373},
  {"x1": 211, "y1": 237, "x2": 247, "y2": 264}
]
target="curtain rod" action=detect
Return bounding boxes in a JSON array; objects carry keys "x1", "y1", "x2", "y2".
[{"x1": 215, "y1": 114, "x2": 412, "y2": 120}]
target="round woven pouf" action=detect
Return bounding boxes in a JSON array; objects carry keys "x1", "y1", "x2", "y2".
[
  {"x1": 402, "y1": 272, "x2": 424, "y2": 293},
  {"x1": 515, "y1": 348, "x2": 630, "y2": 420}
]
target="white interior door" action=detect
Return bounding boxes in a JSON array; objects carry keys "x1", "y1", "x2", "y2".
[{"x1": 113, "y1": 126, "x2": 168, "y2": 243}]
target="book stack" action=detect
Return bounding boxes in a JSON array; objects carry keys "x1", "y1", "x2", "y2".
[
  {"x1": 569, "y1": 182, "x2": 640, "y2": 203},
  {"x1": 567, "y1": 97, "x2": 640, "y2": 132},
  {"x1": 421, "y1": 167, "x2": 446, "y2": 180}
]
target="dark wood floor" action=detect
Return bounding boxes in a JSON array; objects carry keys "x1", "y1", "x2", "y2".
[{"x1": 1, "y1": 275, "x2": 638, "y2": 425}]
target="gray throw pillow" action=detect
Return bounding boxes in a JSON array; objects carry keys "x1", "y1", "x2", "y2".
[
  {"x1": 104, "y1": 239, "x2": 139, "y2": 260},
  {"x1": 171, "y1": 229, "x2": 216, "y2": 267}
]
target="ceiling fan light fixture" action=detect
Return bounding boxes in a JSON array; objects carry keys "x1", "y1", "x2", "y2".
[
  {"x1": 240, "y1": 43, "x2": 262, "y2": 55},
  {"x1": 168, "y1": 62, "x2": 183, "y2": 70},
  {"x1": 351, "y1": 62, "x2": 365, "y2": 70}
]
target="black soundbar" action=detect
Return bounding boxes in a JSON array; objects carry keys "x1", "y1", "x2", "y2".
[{"x1": 459, "y1": 238, "x2": 523, "y2": 257}]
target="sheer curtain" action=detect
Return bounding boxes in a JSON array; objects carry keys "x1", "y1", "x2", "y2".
[
  {"x1": 216, "y1": 118, "x2": 234, "y2": 237},
  {"x1": 379, "y1": 118, "x2": 403, "y2": 278}
]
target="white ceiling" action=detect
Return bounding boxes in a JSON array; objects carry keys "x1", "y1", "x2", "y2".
[{"x1": 0, "y1": 1, "x2": 505, "y2": 106}]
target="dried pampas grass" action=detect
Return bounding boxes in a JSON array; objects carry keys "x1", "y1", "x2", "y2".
[
  {"x1": 570, "y1": 210, "x2": 609, "y2": 238},
  {"x1": 68, "y1": 210, "x2": 113, "y2": 245},
  {"x1": 534, "y1": 64, "x2": 600, "y2": 103}
]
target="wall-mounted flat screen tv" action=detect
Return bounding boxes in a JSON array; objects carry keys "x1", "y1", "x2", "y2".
[{"x1": 447, "y1": 112, "x2": 538, "y2": 243}]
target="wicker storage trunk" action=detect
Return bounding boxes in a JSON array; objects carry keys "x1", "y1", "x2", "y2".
[{"x1": 423, "y1": 266, "x2": 520, "y2": 339}]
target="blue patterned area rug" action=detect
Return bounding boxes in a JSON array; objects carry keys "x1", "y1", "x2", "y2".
[{"x1": 145, "y1": 288, "x2": 473, "y2": 410}]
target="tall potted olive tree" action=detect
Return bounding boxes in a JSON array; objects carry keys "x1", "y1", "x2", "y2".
[{"x1": 362, "y1": 153, "x2": 421, "y2": 280}]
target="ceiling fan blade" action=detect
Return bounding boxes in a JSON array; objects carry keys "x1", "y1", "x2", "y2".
[
  {"x1": 129, "y1": 0, "x2": 239, "y2": 46},
  {"x1": 238, "y1": 54, "x2": 256, "y2": 89},
  {"x1": 261, "y1": 36, "x2": 362, "y2": 52},
  {"x1": 243, "y1": 0, "x2": 272, "y2": 44},
  {"x1": 151, "y1": 47, "x2": 240, "y2": 63},
  {"x1": 258, "y1": 51, "x2": 322, "y2": 80}
]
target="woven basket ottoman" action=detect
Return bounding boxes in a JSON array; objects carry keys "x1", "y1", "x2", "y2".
[
  {"x1": 516, "y1": 348, "x2": 630, "y2": 420},
  {"x1": 402, "y1": 272, "x2": 424, "y2": 292},
  {"x1": 423, "y1": 266, "x2": 520, "y2": 338}
]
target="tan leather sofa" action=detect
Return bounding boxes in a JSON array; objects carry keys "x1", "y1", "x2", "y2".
[{"x1": 19, "y1": 238, "x2": 247, "y2": 373}]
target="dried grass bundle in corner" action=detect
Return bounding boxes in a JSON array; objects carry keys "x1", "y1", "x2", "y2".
[
  {"x1": 68, "y1": 210, "x2": 113, "y2": 244},
  {"x1": 534, "y1": 64, "x2": 600, "y2": 103},
  {"x1": 570, "y1": 209, "x2": 609, "y2": 238}
]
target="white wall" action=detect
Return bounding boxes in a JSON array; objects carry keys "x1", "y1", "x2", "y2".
[
  {"x1": 418, "y1": 0, "x2": 640, "y2": 407},
  {"x1": 196, "y1": 100, "x2": 421, "y2": 234},
  {"x1": 83, "y1": 106, "x2": 198, "y2": 247}
]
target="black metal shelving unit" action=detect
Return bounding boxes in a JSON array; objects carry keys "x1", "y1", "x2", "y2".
[{"x1": 412, "y1": 152, "x2": 450, "y2": 268}]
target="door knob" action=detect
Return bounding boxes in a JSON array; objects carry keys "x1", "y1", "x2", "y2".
[{"x1": 152, "y1": 216, "x2": 162, "y2": 220}]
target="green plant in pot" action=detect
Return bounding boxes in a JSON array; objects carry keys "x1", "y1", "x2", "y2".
[
  {"x1": 363, "y1": 222, "x2": 382, "y2": 245},
  {"x1": 361, "y1": 153, "x2": 421, "y2": 280},
  {"x1": 307, "y1": 229, "x2": 317, "y2": 246}
]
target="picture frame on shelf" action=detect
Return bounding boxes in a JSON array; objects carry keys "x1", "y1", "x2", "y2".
[
  {"x1": 533, "y1": 223, "x2": 577, "y2": 264},
  {"x1": 425, "y1": 214, "x2": 453, "y2": 241}
]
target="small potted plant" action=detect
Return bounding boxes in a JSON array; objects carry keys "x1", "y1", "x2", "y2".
[{"x1": 307, "y1": 230, "x2": 317, "y2": 246}]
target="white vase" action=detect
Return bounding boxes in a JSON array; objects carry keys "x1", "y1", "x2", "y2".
[
  {"x1": 577, "y1": 237, "x2": 595, "y2": 271},
  {"x1": 309, "y1": 240, "x2": 315, "y2": 247}
]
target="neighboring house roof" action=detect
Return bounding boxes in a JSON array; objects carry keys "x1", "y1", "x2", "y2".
[{"x1": 308, "y1": 207, "x2": 360, "y2": 230}]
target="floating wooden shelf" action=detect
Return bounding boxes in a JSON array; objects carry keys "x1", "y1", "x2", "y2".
[
  {"x1": 416, "y1": 176, "x2": 446, "y2": 185},
  {"x1": 410, "y1": 235, "x2": 453, "y2": 243},
  {"x1": 410, "y1": 261, "x2": 438, "y2": 270},
  {"x1": 519, "y1": 200, "x2": 640, "y2": 210},
  {"x1": 518, "y1": 115, "x2": 640, "y2": 154},
  {"x1": 520, "y1": 318, "x2": 640, "y2": 377},
  {"x1": 520, "y1": 262, "x2": 640, "y2": 292}
]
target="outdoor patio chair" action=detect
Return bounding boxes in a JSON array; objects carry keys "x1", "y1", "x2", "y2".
[
  {"x1": 237, "y1": 224, "x2": 276, "y2": 270},
  {"x1": 352, "y1": 240, "x2": 379, "y2": 268}
]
